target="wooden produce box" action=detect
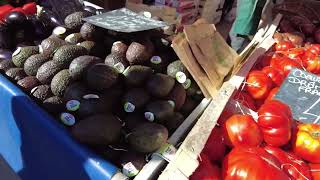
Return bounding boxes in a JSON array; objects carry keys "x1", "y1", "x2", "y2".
[{"x1": 157, "y1": 15, "x2": 283, "y2": 180}]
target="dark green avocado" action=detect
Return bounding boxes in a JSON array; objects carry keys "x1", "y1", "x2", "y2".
[{"x1": 12, "y1": 46, "x2": 39, "y2": 67}]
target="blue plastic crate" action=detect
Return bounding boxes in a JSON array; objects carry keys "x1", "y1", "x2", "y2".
[{"x1": 0, "y1": 74, "x2": 120, "y2": 180}]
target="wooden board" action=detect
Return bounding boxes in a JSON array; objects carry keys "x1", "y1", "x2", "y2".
[{"x1": 158, "y1": 16, "x2": 281, "y2": 180}]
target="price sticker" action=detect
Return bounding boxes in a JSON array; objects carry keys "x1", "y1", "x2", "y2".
[
  {"x1": 124, "y1": 102, "x2": 135, "y2": 113},
  {"x1": 122, "y1": 162, "x2": 139, "y2": 177}
]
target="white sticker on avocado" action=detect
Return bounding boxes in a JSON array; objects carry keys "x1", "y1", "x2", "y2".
[
  {"x1": 113, "y1": 41, "x2": 122, "y2": 46},
  {"x1": 13, "y1": 47, "x2": 21, "y2": 57},
  {"x1": 114, "y1": 62, "x2": 125, "y2": 73},
  {"x1": 83, "y1": 94, "x2": 100, "y2": 99},
  {"x1": 157, "y1": 143, "x2": 177, "y2": 161},
  {"x1": 150, "y1": 56, "x2": 162, "y2": 65},
  {"x1": 182, "y1": 79, "x2": 192, "y2": 89},
  {"x1": 168, "y1": 100, "x2": 175, "y2": 108},
  {"x1": 122, "y1": 162, "x2": 139, "y2": 177},
  {"x1": 124, "y1": 102, "x2": 135, "y2": 113},
  {"x1": 60, "y1": 113, "x2": 76, "y2": 126},
  {"x1": 31, "y1": 86, "x2": 38, "y2": 94},
  {"x1": 66, "y1": 100, "x2": 80, "y2": 111},
  {"x1": 65, "y1": 34, "x2": 75, "y2": 42},
  {"x1": 53, "y1": 26, "x2": 66, "y2": 35},
  {"x1": 176, "y1": 71, "x2": 187, "y2": 84},
  {"x1": 145, "y1": 112, "x2": 155, "y2": 122},
  {"x1": 196, "y1": 90, "x2": 202, "y2": 95},
  {"x1": 38, "y1": 45, "x2": 43, "y2": 54}
]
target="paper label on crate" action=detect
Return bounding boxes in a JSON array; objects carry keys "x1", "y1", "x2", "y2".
[
  {"x1": 114, "y1": 62, "x2": 125, "y2": 73},
  {"x1": 13, "y1": 47, "x2": 21, "y2": 57},
  {"x1": 176, "y1": 71, "x2": 187, "y2": 84},
  {"x1": 182, "y1": 79, "x2": 192, "y2": 89},
  {"x1": 66, "y1": 100, "x2": 80, "y2": 111},
  {"x1": 157, "y1": 143, "x2": 177, "y2": 161},
  {"x1": 124, "y1": 102, "x2": 135, "y2": 113},
  {"x1": 60, "y1": 113, "x2": 76, "y2": 126},
  {"x1": 150, "y1": 56, "x2": 162, "y2": 65},
  {"x1": 82, "y1": 8, "x2": 170, "y2": 33},
  {"x1": 145, "y1": 112, "x2": 155, "y2": 122},
  {"x1": 122, "y1": 162, "x2": 139, "y2": 177}
]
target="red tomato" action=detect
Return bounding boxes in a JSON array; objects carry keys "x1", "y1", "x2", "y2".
[
  {"x1": 265, "y1": 87, "x2": 279, "y2": 102},
  {"x1": 246, "y1": 71, "x2": 273, "y2": 100},
  {"x1": 258, "y1": 100, "x2": 293, "y2": 147},
  {"x1": 223, "y1": 114, "x2": 263, "y2": 147},
  {"x1": 285, "y1": 48, "x2": 305, "y2": 59},
  {"x1": 275, "y1": 41, "x2": 294, "y2": 51},
  {"x1": 262, "y1": 66, "x2": 285, "y2": 86},
  {"x1": 293, "y1": 124, "x2": 320, "y2": 163},
  {"x1": 222, "y1": 147, "x2": 290, "y2": 180},
  {"x1": 22, "y1": 2, "x2": 37, "y2": 15},
  {"x1": 190, "y1": 154, "x2": 222, "y2": 180},
  {"x1": 10, "y1": 7, "x2": 26, "y2": 14},
  {"x1": 264, "y1": 146, "x2": 312, "y2": 180},
  {"x1": 306, "y1": 57, "x2": 320, "y2": 74},
  {"x1": 0, "y1": 4, "x2": 14, "y2": 21},
  {"x1": 278, "y1": 58, "x2": 303, "y2": 76},
  {"x1": 270, "y1": 53, "x2": 287, "y2": 68},
  {"x1": 201, "y1": 127, "x2": 226, "y2": 163},
  {"x1": 309, "y1": 163, "x2": 320, "y2": 180},
  {"x1": 234, "y1": 91, "x2": 256, "y2": 111}
]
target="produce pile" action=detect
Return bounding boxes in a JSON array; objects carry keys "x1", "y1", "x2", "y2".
[
  {"x1": 190, "y1": 24, "x2": 320, "y2": 179},
  {"x1": 0, "y1": 3, "x2": 204, "y2": 177}
]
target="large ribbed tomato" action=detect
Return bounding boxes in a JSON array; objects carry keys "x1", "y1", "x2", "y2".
[
  {"x1": 262, "y1": 66, "x2": 285, "y2": 86},
  {"x1": 258, "y1": 100, "x2": 293, "y2": 147},
  {"x1": 223, "y1": 114, "x2": 263, "y2": 147},
  {"x1": 275, "y1": 41, "x2": 294, "y2": 51},
  {"x1": 264, "y1": 146, "x2": 312, "y2": 180},
  {"x1": 201, "y1": 127, "x2": 226, "y2": 163},
  {"x1": 222, "y1": 147, "x2": 290, "y2": 180},
  {"x1": 246, "y1": 71, "x2": 273, "y2": 100},
  {"x1": 293, "y1": 124, "x2": 320, "y2": 163}
]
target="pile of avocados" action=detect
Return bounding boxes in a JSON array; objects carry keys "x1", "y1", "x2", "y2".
[{"x1": 0, "y1": 5, "x2": 203, "y2": 178}]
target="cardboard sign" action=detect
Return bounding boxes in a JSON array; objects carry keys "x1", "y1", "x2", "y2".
[
  {"x1": 49, "y1": 0, "x2": 84, "y2": 21},
  {"x1": 275, "y1": 68, "x2": 320, "y2": 124},
  {"x1": 82, "y1": 8, "x2": 170, "y2": 33}
]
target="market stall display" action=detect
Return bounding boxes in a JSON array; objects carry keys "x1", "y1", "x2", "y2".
[{"x1": 0, "y1": 1, "x2": 208, "y2": 179}]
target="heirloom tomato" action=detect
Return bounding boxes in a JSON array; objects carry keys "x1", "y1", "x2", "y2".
[
  {"x1": 278, "y1": 58, "x2": 303, "y2": 76},
  {"x1": 262, "y1": 66, "x2": 285, "y2": 86},
  {"x1": 265, "y1": 87, "x2": 279, "y2": 102},
  {"x1": 246, "y1": 71, "x2": 273, "y2": 100},
  {"x1": 258, "y1": 100, "x2": 293, "y2": 147},
  {"x1": 223, "y1": 114, "x2": 263, "y2": 147},
  {"x1": 306, "y1": 57, "x2": 320, "y2": 74},
  {"x1": 201, "y1": 127, "x2": 226, "y2": 163},
  {"x1": 222, "y1": 147, "x2": 290, "y2": 180},
  {"x1": 264, "y1": 146, "x2": 312, "y2": 180},
  {"x1": 275, "y1": 41, "x2": 294, "y2": 51},
  {"x1": 293, "y1": 124, "x2": 320, "y2": 163}
]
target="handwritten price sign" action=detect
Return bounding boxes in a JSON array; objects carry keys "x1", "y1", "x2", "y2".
[{"x1": 275, "y1": 68, "x2": 320, "y2": 124}]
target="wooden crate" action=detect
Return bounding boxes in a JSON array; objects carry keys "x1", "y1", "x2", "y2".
[{"x1": 157, "y1": 15, "x2": 282, "y2": 180}]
